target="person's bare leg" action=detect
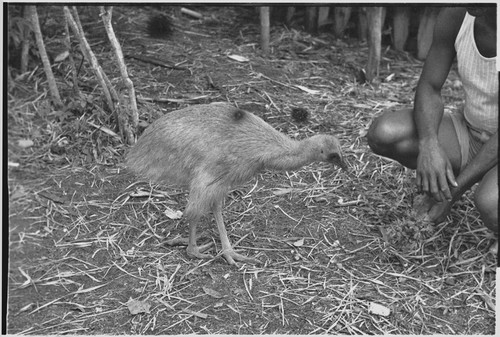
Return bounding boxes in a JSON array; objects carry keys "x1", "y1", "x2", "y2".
[
  {"x1": 367, "y1": 108, "x2": 463, "y2": 218},
  {"x1": 367, "y1": 108, "x2": 462, "y2": 172},
  {"x1": 474, "y1": 166, "x2": 498, "y2": 234},
  {"x1": 474, "y1": 165, "x2": 498, "y2": 255}
]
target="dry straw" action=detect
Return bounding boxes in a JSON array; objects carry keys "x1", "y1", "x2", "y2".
[{"x1": 7, "y1": 5, "x2": 495, "y2": 335}]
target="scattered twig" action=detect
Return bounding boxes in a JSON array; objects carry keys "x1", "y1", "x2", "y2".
[
  {"x1": 124, "y1": 54, "x2": 188, "y2": 70},
  {"x1": 180, "y1": 7, "x2": 203, "y2": 20}
]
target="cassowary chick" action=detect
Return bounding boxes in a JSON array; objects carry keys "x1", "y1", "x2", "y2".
[{"x1": 126, "y1": 102, "x2": 346, "y2": 265}]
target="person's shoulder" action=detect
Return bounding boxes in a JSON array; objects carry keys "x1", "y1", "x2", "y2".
[
  {"x1": 439, "y1": 7, "x2": 467, "y2": 30},
  {"x1": 434, "y1": 7, "x2": 467, "y2": 41}
]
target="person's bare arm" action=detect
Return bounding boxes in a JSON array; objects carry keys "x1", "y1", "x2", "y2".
[
  {"x1": 453, "y1": 132, "x2": 497, "y2": 196},
  {"x1": 427, "y1": 132, "x2": 498, "y2": 223},
  {"x1": 414, "y1": 7, "x2": 466, "y2": 201}
]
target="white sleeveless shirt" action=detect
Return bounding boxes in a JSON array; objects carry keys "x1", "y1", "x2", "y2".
[{"x1": 454, "y1": 12, "x2": 498, "y2": 137}]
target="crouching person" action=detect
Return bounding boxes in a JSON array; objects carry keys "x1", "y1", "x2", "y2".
[{"x1": 367, "y1": 7, "x2": 498, "y2": 249}]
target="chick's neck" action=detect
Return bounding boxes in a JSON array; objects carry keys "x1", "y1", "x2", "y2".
[{"x1": 262, "y1": 137, "x2": 318, "y2": 171}]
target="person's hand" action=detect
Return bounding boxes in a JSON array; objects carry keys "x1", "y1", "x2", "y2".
[{"x1": 416, "y1": 141, "x2": 458, "y2": 202}]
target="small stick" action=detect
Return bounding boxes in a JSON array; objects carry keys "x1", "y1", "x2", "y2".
[
  {"x1": 182, "y1": 308, "x2": 208, "y2": 319},
  {"x1": 180, "y1": 8, "x2": 203, "y2": 19},
  {"x1": 182, "y1": 30, "x2": 210, "y2": 38},
  {"x1": 137, "y1": 96, "x2": 211, "y2": 104},
  {"x1": 87, "y1": 121, "x2": 121, "y2": 139},
  {"x1": 263, "y1": 91, "x2": 280, "y2": 112},
  {"x1": 231, "y1": 233, "x2": 251, "y2": 248},
  {"x1": 124, "y1": 54, "x2": 188, "y2": 70}
]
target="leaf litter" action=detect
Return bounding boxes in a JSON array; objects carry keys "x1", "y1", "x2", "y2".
[{"x1": 6, "y1": 5, "x2": 496, "y2": 336}]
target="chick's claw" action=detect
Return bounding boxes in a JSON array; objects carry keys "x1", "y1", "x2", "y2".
[
  {"x1": 220, "y1": 249, "x2": 261, "y2": 265},
  {"x1": 186, "y1": 243, "x2": 214, "y2": 259},
  {"x1": 165, "y1": 232, "x2": 209, "y2": 246}
]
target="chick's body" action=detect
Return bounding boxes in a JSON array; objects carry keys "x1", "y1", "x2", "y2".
[
  {"x1": 132, "y1": 103, "x2": 274, "y2": 187},
  {"x1": 127, "y1": 102, "x2": 345, "y2": 264}
]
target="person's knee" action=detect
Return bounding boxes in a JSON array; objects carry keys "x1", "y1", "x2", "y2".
[
  {"x1": 367, "y1": 111, "x2": 409, "y2": 156},
  {"x1": 367, "y1": 114, "x2": 393, "y2": 155},
  {"x1": 474, "y1": 185, "x2": 498, "y2": 233}
]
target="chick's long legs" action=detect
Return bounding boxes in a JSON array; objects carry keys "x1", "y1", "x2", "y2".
[
  {"x1": 212, "y1": 200, "x2": 260, "y2": 265},
  {"x1": 185, "y1": 217, "x2": 214, "y2": 259},
  {"x1": 164, "y1": 206, "x2": 213, "y2": 259},
  {"x1": 164, "y1": 232, "x2": 213, "y2": 259}
]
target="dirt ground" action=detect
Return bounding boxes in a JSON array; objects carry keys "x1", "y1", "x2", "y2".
[{"x1": 6, "y1": 5, "x2": 497, "y2": 335}]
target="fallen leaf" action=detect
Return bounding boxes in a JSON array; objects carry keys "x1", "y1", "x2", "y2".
[
  {"x1": 203, "y1": 286, "x2": 224, "y2": 299},
  {"x1": 368, "y1": 302, "x2": 391, "y2": 317},
  {"x1": 164, "y1": 206, "x2": 183, "y2": 219},
  {"x1": 295, "y1": 85, "x2": 321, "y2": 95},
  {"x1": 385, "y1": 73, "x2": 395, "y2": 82},
  {"x1": 127, "y1": 298, "x2": 151, "y2": 315},
  {"x1": 272, "y1": 188, "x2": 296, "y2": 196},
  {"x1": 54, "y1": 50, "x2": 69, "y2": 63},
  {"x1": 227, "y1": 54, "x2": 249, "y2": 62},
  {"x1": 292, "y1": 238, "x2": 304, "y2": 247},
  {"x1": 17, "y1": 303, "x2": 35, "y2": 314},
  {"x1": 18, "y1": 139, "x2": 34, "y2": 148}
]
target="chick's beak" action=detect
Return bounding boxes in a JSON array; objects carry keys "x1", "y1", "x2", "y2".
[
  {"x1": 336, "y1": 157, "x2": 348, "y2": 171},
  {"x1": 328, "y1": 153, "x2": 348, "y2": 171}
]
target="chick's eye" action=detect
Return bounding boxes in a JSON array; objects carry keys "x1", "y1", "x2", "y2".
[{"x1": 327, "y1": 153, "x2": 339, "y2": 161}]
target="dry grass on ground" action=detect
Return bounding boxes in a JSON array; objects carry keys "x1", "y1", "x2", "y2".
[{"x1": 7, "y1": 5, "x2": 496, "y2": 335}]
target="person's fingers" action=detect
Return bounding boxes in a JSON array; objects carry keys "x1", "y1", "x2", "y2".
[
  {"x1": 428, "y1": 173, "x2": 442, "y2": 202},
  {"x1": 439, "y1": 172, "x2": 452, "y2": 200},
  {"x1": 446, "y1": 165, "x2": 458, "y2": 187},
  {"x1": 420, "y1": 174, "x2": 429, "y2": 194}
]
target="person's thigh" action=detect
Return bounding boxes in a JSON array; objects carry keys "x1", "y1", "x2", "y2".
[
  {"x1": 367, "y1": 108, "x2": 463, "y2": 173},
  {"x1": 474, "y1": 165, "x2": 498, "y2": 233}
]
